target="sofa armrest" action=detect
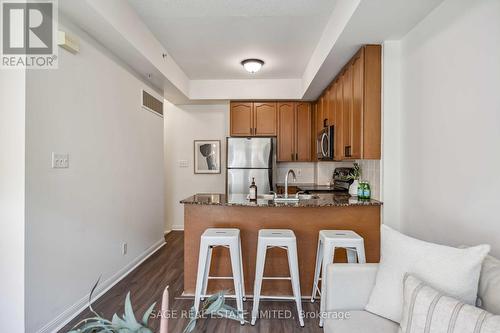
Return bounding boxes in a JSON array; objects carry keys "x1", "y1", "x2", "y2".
[{"x1": 325, "y1": 263, "x2": 379, "y2": 311}]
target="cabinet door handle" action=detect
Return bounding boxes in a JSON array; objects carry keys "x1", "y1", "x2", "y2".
[
  {"x1": 254, "y1": 127, "x2": 257, "y2": 135},
  {"x1": 291, "y1": 153, "x2": 294, "y2": 161},
  {"x1": 250, "y1": 127, "x2": 253, "y2": 135},
  {"x1": 295, "y1": 153, "x2": 298, "y2": 161}
]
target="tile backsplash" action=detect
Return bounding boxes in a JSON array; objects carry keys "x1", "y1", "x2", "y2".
[
  {"x1": 356, "y1": 160, "x2": 381, "y2": 199},
  {"x1": 276, "y1": 162, "x2": 316, "y2": 183},
  {"x1": 277, "y1": 160, "x2": 381, "y2": 200}
]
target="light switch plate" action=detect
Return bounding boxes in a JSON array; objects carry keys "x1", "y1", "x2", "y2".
[
  {"x1": 52, "y1": 152, "x2": 69, "y2": 168},
  {"x1": 179, "y1": 160, "x2": 189, "y2": 168}
]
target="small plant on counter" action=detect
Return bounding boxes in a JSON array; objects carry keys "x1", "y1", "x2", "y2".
[
  {"x1": 348, "y1": 162, "x2": 362, "y2": 181},
  {"x1": 68, "y1": 278, "x2": 156, "y2": 333}
]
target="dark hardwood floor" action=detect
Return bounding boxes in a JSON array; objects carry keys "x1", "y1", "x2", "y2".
[{"x1": 60, "y1": 231, "x2": 322, "y2": 332}]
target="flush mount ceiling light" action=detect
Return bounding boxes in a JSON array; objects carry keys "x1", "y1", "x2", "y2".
[{"x1": 241, "y1": 59, "x2": 264, "y2": 74}]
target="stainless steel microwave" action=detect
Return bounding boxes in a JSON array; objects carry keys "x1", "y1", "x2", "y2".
[{"x1": 317, "y1": 125, "x2": 334, "y2": 160}]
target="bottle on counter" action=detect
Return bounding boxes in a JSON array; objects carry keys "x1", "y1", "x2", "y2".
[
  {"x1": 357, "y1": 181, "x2": 364, "y2": 198},
  {"x1": 362, "y1": 181, "x2": 371, "y2": 200},
  {"x1": 249, "y1": 177, "x2": 257, "y2": 201}
]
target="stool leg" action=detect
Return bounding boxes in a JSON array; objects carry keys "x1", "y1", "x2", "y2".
[
  {"x1": 319, "y1": 242, "x2": 335, "y2": 327},
  {"x1": 194, "y1": 239, "x2": 210, "y2": 316},
  {"x1": 238, "y1": 236, "x2": 246, "y2": 301},
  {"x1": 229, "y1": 242, "x2": 245, "y2": 325},
  {"x1": 311, "y1": 237, "x2": 323, "y2": 302},
  {"x1": 287, "y1": 242, "x2": 304, "y2": 327},
  {"x1": 251, "y1": 242, "x2": 267, "y2": 325},
  {"x1": 346, "y1": 247, "x2": 358, "y2": 263},
  {"x1": 355, "y1": 242, "x2": 366, "y2": 264},
  {"x1": 201, "y1": 245, "x2": 213, "y2": 300}
]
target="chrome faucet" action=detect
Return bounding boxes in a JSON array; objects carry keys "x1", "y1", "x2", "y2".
[{"x1": 284, "y1": 169, "x2": 297, "y2": 198}]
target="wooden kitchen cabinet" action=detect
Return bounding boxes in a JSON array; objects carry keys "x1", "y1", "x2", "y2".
[
  {"x1": 314, "y1": 44, "x2": 381, "y2": 160},
  {"x1": 254, "y1": 102, "x2": 277, "y2": 136},
  {"x1": 295, "y1": 102, "x2": 312, "y2": 161},
  {"x1": 333, "y1": 79, "x2": 343, "y2": 161},
  {"x1": 342, "y1": 65, "x2": 353, "y2": 159},
  {"x1": 351, "y1": 54, "x2": 364, "y2": 159},
  {"x1": 230, "y1": 101, "x2": 276, "y2": 137},
  {"x1": 277, "y1": 102, "x2": 295, "y2": 161},
  {"x1": 230, "y1": 102, "x2": 253, "y2": 136},
  {"x1": 277, "y1": 102, "x2": 312, "y2": 162}
]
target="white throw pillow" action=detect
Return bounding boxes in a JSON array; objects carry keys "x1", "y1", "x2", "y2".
[
  {"x1": 400, "y1": 274, "x2": 500, "y2": 333},
  {"x1": 365, "y1": 225, "x2": 490, "y2": 323}
]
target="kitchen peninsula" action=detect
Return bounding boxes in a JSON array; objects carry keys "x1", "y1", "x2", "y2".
[{"x1": 181, "y1": 193, "x2": 382, "y2": 296}]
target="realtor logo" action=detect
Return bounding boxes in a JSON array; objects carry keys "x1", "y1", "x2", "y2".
[{"x1": 1, "y1": 0, "x2": 58, "y2": 68}]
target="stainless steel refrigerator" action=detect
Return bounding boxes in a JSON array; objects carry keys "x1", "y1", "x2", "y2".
[{"x1": 226, "y1": 137, "x2": 276, "y2": 195}]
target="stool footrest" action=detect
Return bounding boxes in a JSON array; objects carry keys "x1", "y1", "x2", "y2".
[
  {"x1": 262, "y1": 276, "x2": 291, "y2": 280},
  {"x1": 202, "y1": 294, "x2": 238, "y2": 299},
  {"x1": 207, "y1": 276, "x2": 233, "y2": 280},
  {"x1": 259, "y1": 295, "x2": 296, "y2": 300}
]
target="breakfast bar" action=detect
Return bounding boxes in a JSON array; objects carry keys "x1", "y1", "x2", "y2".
[{"x1": 181, "y1": 193, "x2": 382, "y2": 297}]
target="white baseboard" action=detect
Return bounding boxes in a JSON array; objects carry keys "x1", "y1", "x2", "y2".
[
  {"x1": 37, "y1": 239, "x2": 166, "y2": 333},
  {"x1": 171, "y1": 224, "x2": 184, "y2": 231}
]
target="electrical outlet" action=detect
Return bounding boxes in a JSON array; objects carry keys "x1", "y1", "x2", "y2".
[
  {"x1": 51, "y1": 153, "x2": 69, "y2": 168},
  {"x1": 122, "y1": 242, "x2": 128, "y2": 255}
]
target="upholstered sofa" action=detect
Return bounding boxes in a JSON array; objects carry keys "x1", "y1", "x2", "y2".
[{"x1": 323, "y1": 255, "x2": 500, "y2": 332}]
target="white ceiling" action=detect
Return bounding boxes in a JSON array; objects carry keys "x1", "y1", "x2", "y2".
[{"x1": 127, "y1": 0, "x2": 338, "y2": 79}]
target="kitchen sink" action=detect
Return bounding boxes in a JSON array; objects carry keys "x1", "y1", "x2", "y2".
[
  {"x1": 272, "y1": 193, "x2": 319, "y2": 203},
  {"x1": 247, "y1": 193, "x2": 320, "y2": 202}
]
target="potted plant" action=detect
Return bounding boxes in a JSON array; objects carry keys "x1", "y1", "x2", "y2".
[
  {"x1": 69, "y1": 279, "x2": 244, "y2": 333},
  {"x1": 347, "y1": 163, "x2": 362, "y2": 196}
]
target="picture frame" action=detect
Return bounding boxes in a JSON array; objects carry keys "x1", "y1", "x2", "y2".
[{"x1": 194, "y1": 140, "x2": 221, "y2": 174}]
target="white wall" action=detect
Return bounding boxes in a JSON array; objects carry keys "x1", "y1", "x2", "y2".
[
  {"x1": 381, "y1": 41, "x2": 402, "y2": 230},
  {"x1": 25, "y1": 20, "x2": 165, "y2": 332},
  {"x1": 397, "y1": 0, "x2": 500, "y2": 256},
  {"x1": 0, "y1": 70, "x2": 26, "y2": 332},
  {"x1": 164, "y1": 103, "x2": 229, "y2": 230}
]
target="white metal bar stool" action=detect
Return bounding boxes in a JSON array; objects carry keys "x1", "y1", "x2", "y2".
[
  {"x1": 251, "y1": 229, "x2": 304, "y2": 327},
  {"x1": 311, "y1": 230, "x2": 366, "y2": 327},
  {"x1": 194, "y1": 228, "x2": 245, "y2": 325}
]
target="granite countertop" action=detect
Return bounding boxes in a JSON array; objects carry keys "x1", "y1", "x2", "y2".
[{"x1": 180, "y1": 193, "x2": 382, "y2": 208}]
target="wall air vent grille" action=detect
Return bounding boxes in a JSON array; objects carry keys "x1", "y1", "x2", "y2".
[{"x1": 142, "y1": 90, "x2": 163, "y2": 116}]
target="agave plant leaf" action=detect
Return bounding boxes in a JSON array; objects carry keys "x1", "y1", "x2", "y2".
[
  {"x1": 220, "y1": 304, "x2": 246, "y2": 322},
  {"x1": 88, "y1": 276, "x2": 103, "y2": 318},
  {"x1": 204, "y1": 293, "x2": 225, "y2": 314},
  {"x1": 121, "y1": 292, "x2": 142, "y2": 330},
  {"x1": 141, "y1": 302, "x2": 156, "y2": 326},
  {"x1": 70, "y1": 316, "x2": 114, "y2": 332},
  {"x1": 71, "y1": 321, "x2": 114, "y2": 332},
  {"x1": 182, "y1": 318, "x2": 197, "y2": 333},
  {"x1": 138, "y1": 327, "x2": 154, "y2": 333},
  {"x1": 112, "y1": 313, "x2": 128, "y2": 327}
]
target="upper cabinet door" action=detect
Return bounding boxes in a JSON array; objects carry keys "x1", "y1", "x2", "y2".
[
  {"x1": 327, "y1": 87, "x2": 335, "y2": 127},
  {"x1": 351, "y1": 53, "x2": 364, "y2": 159},
  {"x1": 277, "y1": 102, "x2": 295, "y2": 162},
  {"x1": 230, "y1": 102, "x2": 253, "y2": 136},
  {"x1": 295, "y1": 103, "x2": 312, "y2": 161},
  {"x1": 362, "y1": 45, "x2": 382, "y2": 159},
  {"x1": 317, "y1": 95, "x2": 325, "y2": 133},
  {"x1": 253, "y1": 102, "x2": 277, "y2": 136},
  {"x1": 342, "y1": 67, "x2": 353, "y2": 159},
  {"x1": 333, "y1": 80, "x2": 343, "y2": 161}
]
